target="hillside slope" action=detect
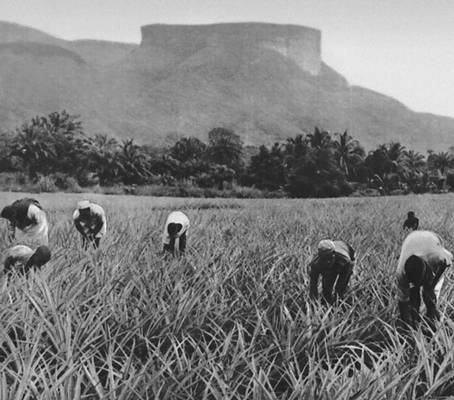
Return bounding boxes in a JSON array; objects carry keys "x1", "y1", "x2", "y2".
[{"x1": 0, "y1": 21, "x2": 453, "y2": 151}]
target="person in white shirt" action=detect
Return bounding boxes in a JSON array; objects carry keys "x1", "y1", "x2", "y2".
[
  {"x1": 162, "y1": 211, "x2": 190, "y2": 255},
  {"x1": 396, "y1": 230, "x2": 453, "y2": 329},
  {"x1": 3, "y1": 244, "x2": 51, "y2": 276},
  {"x1": 73, "y1": 200, "x2": 107, "y2": 249},
  {"x1": 1, "y1": 198, "x2": 49, "y2": 247}
]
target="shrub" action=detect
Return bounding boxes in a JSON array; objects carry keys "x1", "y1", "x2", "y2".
[
  {"x1": 37, "y1": 175, "x2": 58, "y2": 192},
  {"x1": 51, "y1": 173, "x2": 82, "y2": 192}
]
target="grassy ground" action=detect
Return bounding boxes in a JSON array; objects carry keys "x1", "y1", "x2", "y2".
[{"x1": 1, "y1": 192, "x2": 454, "y2": 399}]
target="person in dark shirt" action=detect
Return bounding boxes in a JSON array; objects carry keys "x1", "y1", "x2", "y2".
[
  {"x1": 3, "y1": 245, "x2": 51, "y2": 276},
  {"x1": 396, "y1": 230, "x2": 452, "y2": 330},
  {"x1": 309, "y1": 239, "x2": 355, "y2": 304},
  {"x1": 403, "y1": 211, "x2": 419, "y2": 231}
]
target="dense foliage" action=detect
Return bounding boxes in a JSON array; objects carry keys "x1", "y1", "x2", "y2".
[
  {"x1": 1, "y1": 193, "x2": 454, "y2": 398},
  {"x1": 1, "y1": 111, "x2": 454, "y2": 197}
]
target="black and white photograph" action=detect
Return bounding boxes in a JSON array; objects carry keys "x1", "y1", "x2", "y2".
[{"x1": 1, "y1": 0, "x2": 454, "y2": 397}]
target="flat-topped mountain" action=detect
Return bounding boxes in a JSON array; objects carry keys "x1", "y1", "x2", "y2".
[
  {"x1": 0, "y1": 20, "x2": 453, "y2": 151},
  {"x1": 141, "y1": 23, "x2": 321, "y2": 74}
]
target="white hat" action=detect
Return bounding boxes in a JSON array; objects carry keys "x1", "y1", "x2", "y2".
[
  {"x1": 318, "y1": 239, "x2": 335, "y2": 254},
  {"x1": 77, "y1": 200, "x2": 90, "y2": 210}
]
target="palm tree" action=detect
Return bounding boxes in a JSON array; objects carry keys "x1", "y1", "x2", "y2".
[
  {"x1": 428, "y1": 151, "x2": 453, "y2": 176},
  {"x1": 11, "y1": 124, "x2": 56, "y2": 179},
  {"x1": 207, "y1": 127, "x2": 243, "y2": 172},
  {"x1": 401, "y1": 150, "x2": 425, "y2": 172},
  {"x1": 307, "y1": 127, "x2": 332, "y2": 149},
  {"x1": 426, "y1": 151, "x2": 453, "y2": 190},
  {"x1": 90, "y1": 134, "x2": 123, "y2": 185},
  {"x1": 333, "y1": 131, "x2": 365, "y2": 179},
  {"x1": 118, "y1": 139, "x2": 152, "y2": 184},
  {"x1": 170, "y1": 137, "x2": 207, "y2": 163},
  {"x1": 379, "y1": 142, "x2": 407, "y2": 167},
  {"x1": 365, "y1": 142, "x2": 407, "y2": 192},
  {"x1": 399, "y1": 150, "x2": 426, "y2": 191},
  {"x1": 93, "y1": 134, "x2": 118, "y2": 150},
  {"x1": 11, "y1": 111, "x2": 90, "y2": 180}
]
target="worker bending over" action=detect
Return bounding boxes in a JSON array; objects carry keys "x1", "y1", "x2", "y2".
[
  {"x1": 396, "y1": 230, "x2": 452, "y2": 329},
  {"x1": 162, "y1": 211, "x2": 190, "y2": 255},
  {"x1": 73, "y1": 200, "x2": 107, "y2": 249},
  {"x1": 403, "y1": 211, "x2": 419, "y2": 231},
  {"x1": 309, "y1": 239, "x2": 355, "y2": 304},
  {"x1": 2, "y1": 245, "x2": 51, "y2": 276},
  {"x1": 1, "y1": 198, "x2": 49, "y2": 247}
]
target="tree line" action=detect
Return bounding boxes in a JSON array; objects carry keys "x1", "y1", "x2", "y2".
[{"x1": 0, "y1": 110, "x2": 453, "y2": 197}]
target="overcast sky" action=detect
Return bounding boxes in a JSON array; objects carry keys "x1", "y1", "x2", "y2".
[{"x1": 2, "y1": 0, "x2": 454, "y2": 117}]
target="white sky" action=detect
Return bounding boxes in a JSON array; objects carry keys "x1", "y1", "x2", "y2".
[{"x1": 1, "y1": 0, "x2": 454, "y2": 117}]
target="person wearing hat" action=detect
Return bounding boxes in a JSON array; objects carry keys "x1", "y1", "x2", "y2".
[
  {"x1": 2, "y1": 245, "x2": 51, "y2": 276},
  {"x1": 73, "y1": 200, "x2": 107, "y2": 249},
  {"x1": 403, "y1": 211, "x2": 419, "y2": 232},
  {"x1": 396, "y1": 230, "x2": 452, "y2": 329},
  {"x1": 1, "y1": 198, "x2": 49, "y2": 247},
  {"x1": 162, "y1": 211, "x2": 190, "y2": 255},
  {"x1": 309, "y1": 239, "x2": 356, "y2": 304}
]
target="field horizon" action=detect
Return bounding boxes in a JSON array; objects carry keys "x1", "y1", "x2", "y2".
[{"x1": 1, "y1": 192, "x2": 454, "y2": 398}]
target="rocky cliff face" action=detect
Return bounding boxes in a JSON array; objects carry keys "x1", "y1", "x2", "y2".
[{"x1": 141, "y1": 23, "x2": 321, "y2": 75}]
